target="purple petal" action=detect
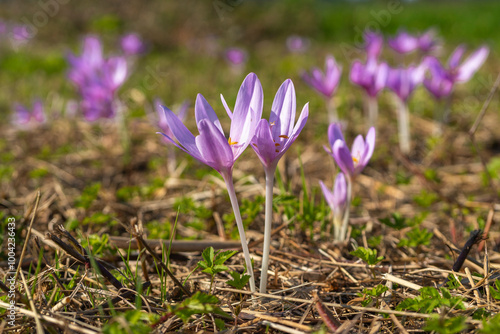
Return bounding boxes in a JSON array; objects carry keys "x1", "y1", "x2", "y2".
[
  {"x1": 251, "y1": 119, "x2": 278, "y2": 168},
  {"x1": 327, "y1": 122, "x2": 345, "y2": 151},
  {"x1": 270, "y1": 79, "x2": 296, "y2": 140},
  {"x1": 160, "y1": 105, "x2": 202, "y2": 160},
  {"x1": 279, "y1": 103, "x2": 309, "y2": 159},
  {"x1": 448, "y1": 45, "x2": 466, "y2": 69},
  {"x1": 195, "y1": 94, "x2": 224, "y2": 135},
  {"x1": 456, "y1": 46, "x2": 489, "y2": 82},
  {"x1": 195, "y1": 119, "x2": 234, "y2": 174},
  {"x1": 332, "y1": 173, "x2": 347, "y2": 210},
  {"x1": 229, "y1": 73, "x2": 263, "y2": 158},
  {"x1": 333, "y1": 140, "x2": 354, "y2": 177},
  {"x1": 359, "y1": 127, "x2": 376, "y2": 171},
  {"x1": 319, "y1": 180, "x2": 335, "y2": 210}
]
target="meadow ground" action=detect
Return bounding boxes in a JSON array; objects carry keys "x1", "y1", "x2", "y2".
[{"x1": 1, "y1": 1, "x2": 500, "y2": 333}]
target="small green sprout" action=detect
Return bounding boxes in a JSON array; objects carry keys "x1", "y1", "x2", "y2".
[{"x1": 197, "y1": 247, "x2": 238, "y2": 291}]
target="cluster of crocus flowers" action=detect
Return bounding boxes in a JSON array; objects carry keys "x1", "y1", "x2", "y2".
[
  {"x1": 67, "y1": 36, "x2": 128, "y2": 121},
  {"x1": 388, "y1": 29, "x2": 440, "y2": 55},
  {"x1": 322, "y1": 123, "x2": 375, "y2": 241},
  {"x1": 12, "y1": 99, "x2": 45, "y2": 128},
  {"x1": 302, "y1": 55, "x2": 341, "y2": 122},
  {"x1": 159, "y1": 73, "x2": 308, "y2": 293}
]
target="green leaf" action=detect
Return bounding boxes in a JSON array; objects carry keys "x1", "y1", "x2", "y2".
[
  {"x1": 227, "y1": 271, "x2": 251, "y2": 289},
  {"x1": 350, "y1": 247, "x2": 384, "y2": 265},
  {"x1": 424, "y1": 315, "x2": 466, "y2": 334},
  {"x1": 168, "y1": 292, "x2": 232, "y2": 323}
]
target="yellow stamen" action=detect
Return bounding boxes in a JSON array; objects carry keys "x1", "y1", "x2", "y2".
[
  {"x1": 279, "y1": 135, "x2": 289, "y2": 139},
  {"x1": 228, "y1": 137, "x2": 238, "y2": 145},
  {"x1": 352, "y1": 157, "x2": 359, "y2": 163},
  {"x1": 270, "y1": 122, "x2": 275, "y2": 126}
]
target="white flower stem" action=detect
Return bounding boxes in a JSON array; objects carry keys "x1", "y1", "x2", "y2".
[
  {"x1": 260, "y1": 167, "x2": 275, "y2": 293},
  {"x1": 339, "y1": 176, "x2": 352, "y2": 241},
  {"x1": 222, "y1": 173, "x2": 256, "y2": 292},
  {"x1": 397, "y1": 98, "x2": 411, "y2": 154},
  {"x1": 326, "y1": 97, "x2": 338, "y2": 123},
  {"x1": 366, "y1": 95, "x2": 378, "y2": 129}
]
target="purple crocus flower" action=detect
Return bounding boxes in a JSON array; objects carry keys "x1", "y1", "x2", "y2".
[
  {"x1": 350, "y1": 58, "x2": 388, "y2": 127},
  {"x1": 423, "y1": 45, "x2": 489, "y2": 100},
  {"x1": 67, "y1": 36, "x2": 128, "y2": 121},
  {"x1": 350, "y1": 58, "x2": 388, "y2": 98},
  {"x1": 320, "y1": 172, "x2": 347, "y2": 240},
  {"x1": 159, "y1": 73, "x2": 263, "y2": 292},
  {"x1": 286, "y1": 35, "x2": 310, "y2": 53},
  {"x1": 250, "y1": 78, "x2": 308, "y2": 293},
  {"x1": 302, "y1": 55, "x2": 342, "y2": 99},
  {"x1": 251, "y1": 79, "x2": 309, "y2": 170},
  {"x1": 225, "y1": 47, "x2": 247, "y2": 66},
  {"x1": 417, "y1": 29, "x2": 440, "y2": 54},
  {"x1": 326, "y1": 123, "x2": 376, "y2": 179},
  {"x1": 120, "y1": 33, "x2": 146, "y2": 55},
  {"x1": 324, "y1": 123, "x2": 375, "y2": 241},
  {"x1": 388, "y1": 31, "x2": 419, "y2": 54},
  {"x1": 447, "y1": 45, "x2": 489, "y2": 83},
  {"x1": 320, "y1": 173, "x2": 347, "y2": 218},
  {"x1": 386, "y1": 64, "x2": 426, "y2": 102},
  {"x1": 423, "y1": 57, "x2": 454, "y2": 100},
  {"x1": 364, "y1": 31, "x2": 383, "y2": 59},
  {"x1": 13, "y1": 99, "x2": 45, "y2": 127}
]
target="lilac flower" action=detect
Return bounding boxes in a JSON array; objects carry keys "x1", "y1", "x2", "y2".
[
  {"x1": 350, "y1": 58, "x2": 388, "y2": 127},
  {"x1": 325, "y1": 124, "x2": 375, "y2": 240},
  {"x1": 67, "y1": 36, "x2": 128, "y2": 121},
  {"x1": 388, "y1": 31, "x2": 419, "y2": 54},
  {"x1": 120, "y1": 33, "x2": 146, "y2": 55},
  {"x1": 417, "y1": 29, "x2": 440, "y2": 54},
  {"x1": 286, "y1": 35, "x2": 310, "y2": 53},
  {"x1": 320, "y1": 173, "x2": 347, "y2": 239},
  {"x1": 159, "y1": 73, "x2": 263, "y2": 292},
  {"x1": 364, "y1": 31, "x2": 383, "y2": 59},
  {"x1": 250, "y1": 79, "x2": 308, "y2": 293},
  {"x1": 386, "y1": 64, "x2": 426, "y2": 102},
  {"x1": 251, "y1": 79, "x2": 309, "y2": 170},
  {"x1": 423, "y1": 46, "x2": 489, "y2": 100},
  {"x1": 446, "y1": 45, "x2": 489, "y2": 82},
  {"x1": 225, "y1": 47, "x2": 247, "y2": 66},
  {"x1": 320, "y1": 173, "x2": 347, "y2": 218},
  {"x1": 326, "y1": 123, "x2": 376, "y2": 179},
  {"x1": 350, "y1": 58, "x2": 388, "y2": 98},
  {"x1": 302, "y1": 55, "x2": 342, "y2": 99},
  {"x1": 423, "y1": 57, "x2": 454, "y2": 100},
  {"x1": 12, "y1": 99, "x2": 45, "y2": 127}
]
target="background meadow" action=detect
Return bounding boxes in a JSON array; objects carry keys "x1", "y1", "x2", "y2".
[{"x1": 2, "y1": 0, "x2": 500, "y2": 333}]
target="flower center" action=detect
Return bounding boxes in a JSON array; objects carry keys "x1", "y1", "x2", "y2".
[{"x1": 228, "y1": 137, "x2": 238, "y2": 146}]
